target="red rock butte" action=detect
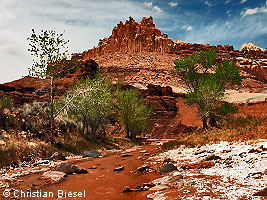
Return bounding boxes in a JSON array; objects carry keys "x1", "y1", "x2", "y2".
[
  {"x1": 72, "y1": 16, "x2": 266, "y2": 60},
  {"x1": 72, "y1": 16, "x2": 267, "y2": 90}
]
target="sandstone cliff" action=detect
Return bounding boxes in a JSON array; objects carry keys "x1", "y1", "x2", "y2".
[
  {"x1": 72, "y1": 16, "x2": 267, "y2": 87},
  {"x1": 240, "y1": 43, "x2": 265, "y2": 52},
  {"x1": 73, "y1": 16, "x2": 267, "y2": 60},
  {"x1": 73, "y1": 16, "x2": 234, "y2": 60}
]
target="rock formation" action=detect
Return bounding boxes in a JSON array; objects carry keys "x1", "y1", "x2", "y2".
[
  {"x1": 0, "y1": 60, "x2": 98, "y2": 105},
  {"x1": 73, "y1": 16, "x2": 267, "y2": 61},
  {"x1": 240, "y1": 43, "x2": 265, "y2": 52},
  {"x1": 73, "y1": 16, "x2": 236, "y2": 60},
  {"x1": 72, "y1": 16, "x2": 267, "y2": 87}
]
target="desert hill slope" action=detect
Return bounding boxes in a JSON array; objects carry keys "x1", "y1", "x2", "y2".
[{"x1": 1, "y1": 16, "x2": 267, "y2": 137}]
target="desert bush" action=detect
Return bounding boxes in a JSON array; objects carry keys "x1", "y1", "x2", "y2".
[
  {"x1": 21, "y1": 101, "x2": 49, "y2": 116},
  {"x1": 116, "y1": 88, "x2": 153, "y2": 140},
  {"x1": 0, "y1": 141, "x2": 56, "y2": 168},
  {"x1": 0, "y1": 97, "x2": 14, "y2": 130},
  {"x1": 0, "y1": 97, "x2": 13, "y2": 110},
  {"x1": 54, "y1": 115, "x2": 78, "y2": 135},
  {"x1": 162, "y1": 140, "x2": 197, "y2": 150}
]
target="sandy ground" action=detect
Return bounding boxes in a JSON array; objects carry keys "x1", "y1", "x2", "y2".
[
  {"x1": 1, "y1": 139, "x2": 267, "y2": 200},
  {"x1": 0, "y1": 142, "x2": 164, "y2": 200}
]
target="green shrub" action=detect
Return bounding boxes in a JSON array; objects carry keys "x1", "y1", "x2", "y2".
[
  {"x1": 57, "y1": 75, "x2": 114, "y2": 138},
  {"x1": 116, "y1": 88, "x2": 153, "y2": 140},
  {"x1": 0, "y1": 97, "x2": 13, "y2": 110}
]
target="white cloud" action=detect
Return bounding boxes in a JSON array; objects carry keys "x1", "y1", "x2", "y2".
[
  {"x1": 182, "y1": 14, "x2": 267, "y2": 48},
  {"x1": 0, "y1": 0, "x2": 158, "y2": 83},
  {"x1": 169, "y1": 2, "x2": 178, "y2": 7},
  {"x1": 0, "y1": 0, "x2": 31, "y2": 83},
  {"x1": 182, "y1": 25, "x2": 193, "y2": 31},
  {"x1": 144, "y1": 2, "x2": 153, "y2": 8},
  {"x1": 153, "y1": 6, "x2": 163, "y2": 13},
  {"x1": 225, "y1": 0, "x2": 231, "y2": 4},
  {"x1": 226, "y1": 10, "x2": 231, "y2": 16},
  {"x1": 241, "y1": 1, "x2": 267, "y2": 17},
  {"x1": 0, "y1": 1, "x2": 15, "y2": 29},
  {"x1": 240, "y1": 0, "x2": 248, "y2": 4},
  {"x1": 225, "y1": 21, "x2": 231, "y2": 26},
  {"x1": 205, "y1": 1, "x2": 213, "y2": 7}
]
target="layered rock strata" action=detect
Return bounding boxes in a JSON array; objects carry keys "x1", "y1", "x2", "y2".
[
  {"x1": 0, "y1": 60, "x2": 98, "y2": 105},
  {"x1": 72, "y1": 16, "x2": 267, "y2": 87}
]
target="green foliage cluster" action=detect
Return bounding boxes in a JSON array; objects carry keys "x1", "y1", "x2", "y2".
[
  {"x1": 57, "y1": 79, "x2": 153, "y2": 140},
  {"x1": 58, "y1": 75, "x2": 114, "y2": 139},
  {"x1": 0, "y1": 97, "x2": 13, "y2": 110},
  {"x1": 116, "y1": 88, "x2": 153, "y2": 140},
  {"x1": 27, "y1": 29, "x2": 69, "y2": 78},
  {"x1": 174, "y1": 48, "x2": 242, "y2": 128}
]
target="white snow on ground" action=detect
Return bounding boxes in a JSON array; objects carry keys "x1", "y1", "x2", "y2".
[
  {"x1": 224, "y1": 90, "x2": 267, "y2": 103},
  {"x1": 148, "y1": 140, "x2": 267, "y2": 200}
]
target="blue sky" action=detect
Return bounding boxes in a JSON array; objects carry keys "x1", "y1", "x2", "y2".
[{"x1": 0, "y1": 0, "x2": 266, "y2": 83}]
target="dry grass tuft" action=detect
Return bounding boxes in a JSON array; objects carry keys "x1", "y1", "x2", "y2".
[
  {"x1": 162, "y1": 115, "x2": 267, "y2": 150},
  {"x1": 0, "y1": 131, "x2": 137, "y2": 168}
]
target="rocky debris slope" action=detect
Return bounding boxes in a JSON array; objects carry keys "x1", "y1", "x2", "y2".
[
  {"x1": 126, "y1": 84, "x2": 197, "y2": 137},
  {"x1": 147, "y1": 140, "x2": 267, "y2": 199}
]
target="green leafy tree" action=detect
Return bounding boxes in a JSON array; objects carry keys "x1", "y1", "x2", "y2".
[
  {"x1": 27, "y1": 29, "x2": 70, "y2": 143},
  {"x1": 57, "y1": 75, "x2": 114, "y2": 139},
  {"x1": 174, "y1": 49, "x2": 242, "y2": 129},
  {"x1": 117, "y1": 88, "x2": 153, "y2": 140}
]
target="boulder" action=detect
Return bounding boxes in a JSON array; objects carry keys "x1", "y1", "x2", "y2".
[
  {"x1": 137, "y1": 183, "x2": 155, "y2": 190},
  {"x1": 149, "y1": 185, "x2": 168, "y2": 191},
  {"x1": 136, "y1": 165, "x2": 150, "y2": 172},
  {"x1": 42, "y1": 171, "x2": 67, "y2": 182},
  {"x1": 159, "y1": 163, "x2": 177, "y2": 174},
  {"x1": 166, "y1": 174, "x2": 183, "y2": 183},
  {"x1": 203, "y1": 154, "x2": 221, "y2": 161},
  {"x1": 34, "y1": 160, "x2": 50, "y2": 166},
  {"x1": 253, "y1": 187, "x2": 267, "y2": 196},
  {"x1": 50, "y1": 152, "x2": 66, "y2": 161},
  {"x1": 122, "y1": 154, "x2": 133, "y2": 157},
  {"x1": 88, "y1": 166, "x2": 97, "y2": 169},
  {"x1": 113, "y1": 166, "x2": 124, "y2": 171},
  {"x1": 82, "y1": 150, "x2": 102, "y2": 158},
  {"x1": 58, "y1": 162, "x2": 88, "y2": 174},
  {"x1": 123, "y1": 186, "x2": 133, "y2": 193}
]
